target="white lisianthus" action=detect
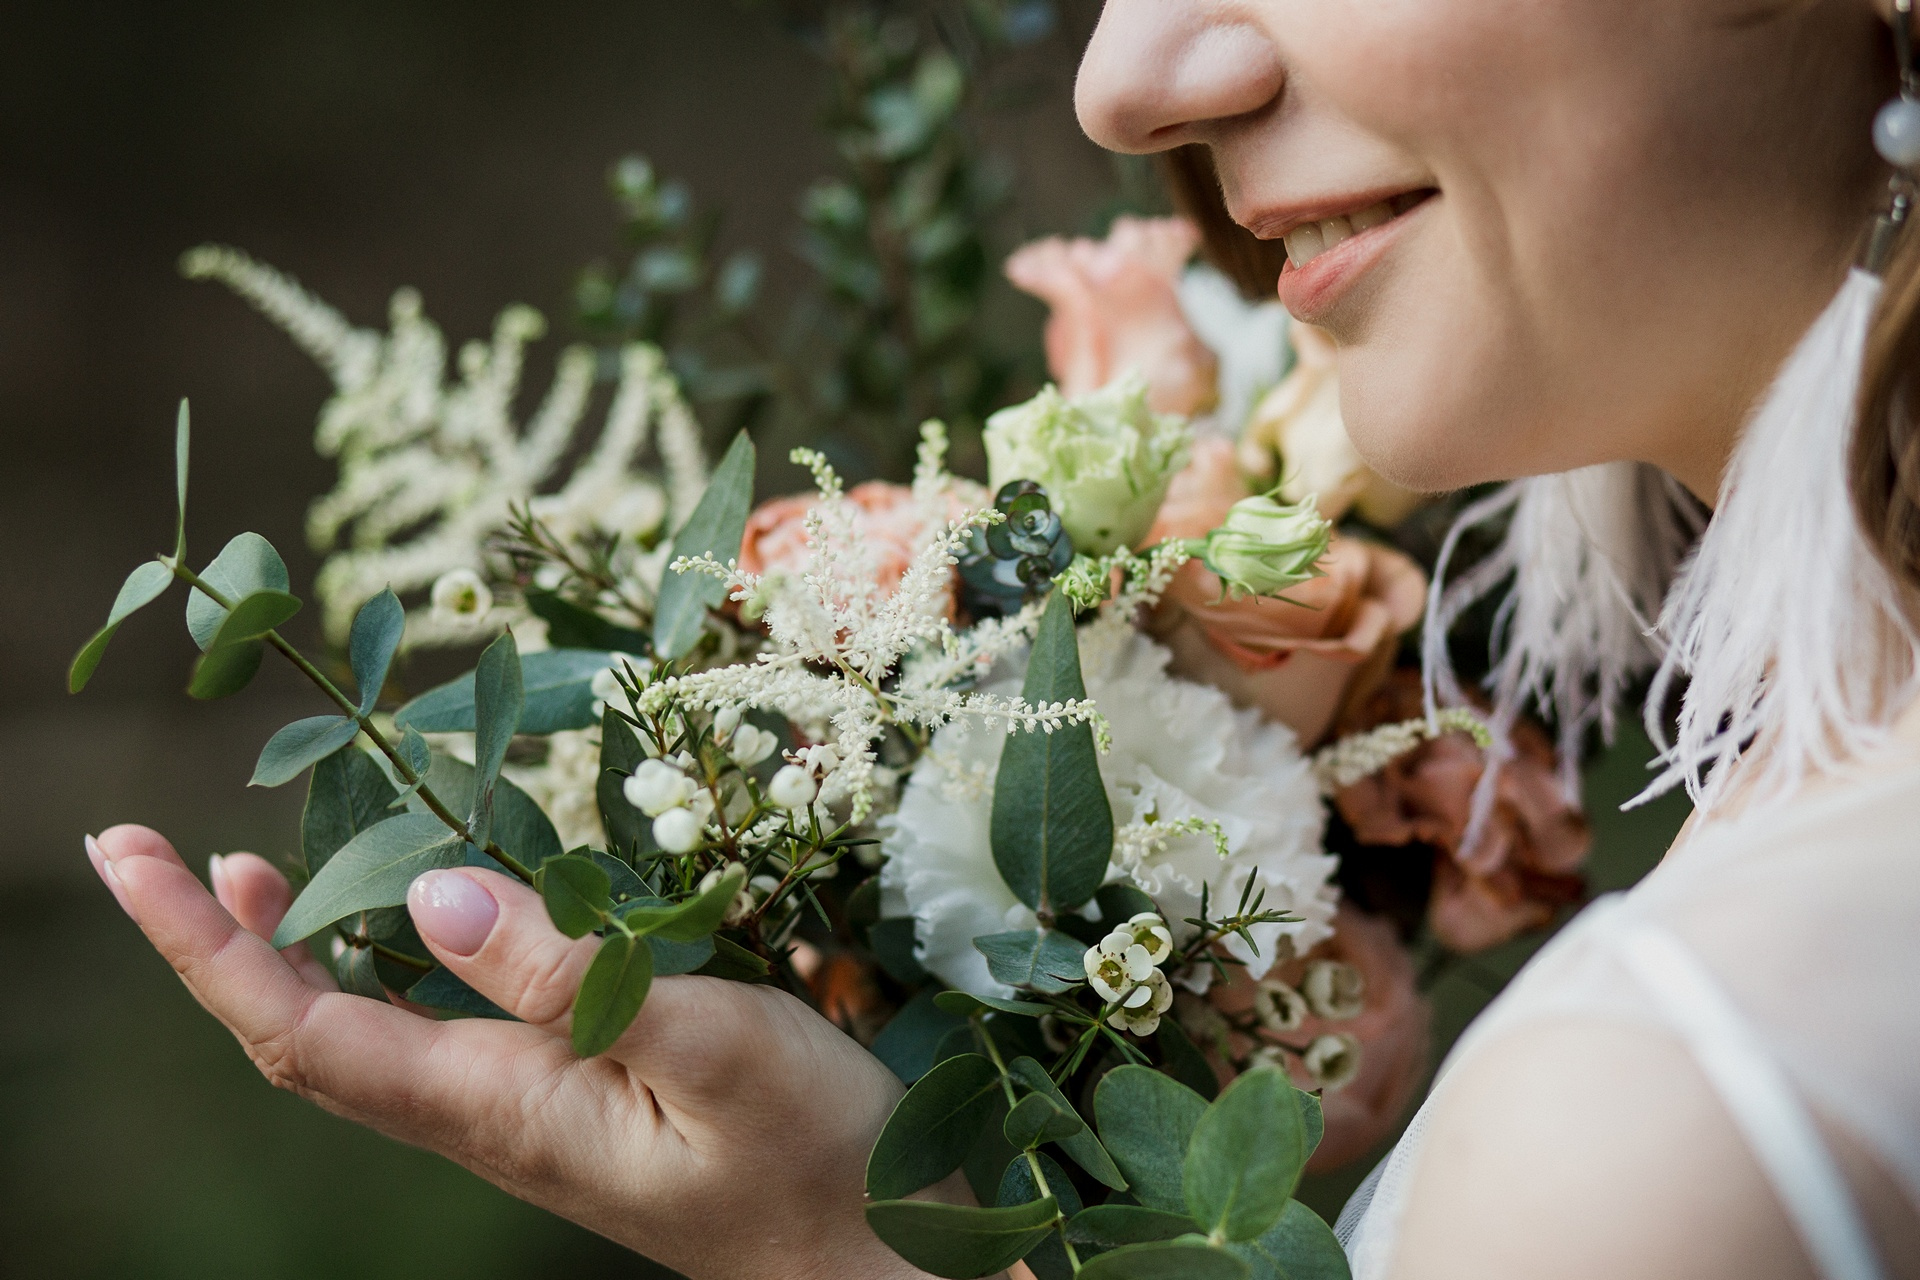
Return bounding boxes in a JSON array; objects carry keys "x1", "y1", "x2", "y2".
[
  {"x1": 430, "y1": 568, "x2": 492, "y2": 619},
  {"x1": 1085, "y1": 933, "x2": 1156, "y2": 1002},
  {"x1": 983, "y1": 375, "x2": 1191, "y2": 555},
  {"x1": 879, "y1": 627, "x2": 1337, "y2": 998},
  {"x1": 1190, "y1": 493, "x2": 1332, "y2": 600},
  {"x1": 1106, "y1": 969, "x2": 1174, "y2": 1036}
]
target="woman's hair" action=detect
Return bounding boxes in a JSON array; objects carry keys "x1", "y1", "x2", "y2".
[
  {"x1": 1854, "y1": 217, "x2": 1920, "y2": 598},
  {"x1": 1159, "y1": 146, "x2": 1287, "y2": 301}
]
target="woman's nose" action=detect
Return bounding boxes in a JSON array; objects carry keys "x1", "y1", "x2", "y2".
[{"x1": 1075, "y1": 1, "x2": 1285, "y2": 154}]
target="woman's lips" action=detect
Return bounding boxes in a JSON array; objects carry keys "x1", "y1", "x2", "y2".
[{"x1": 1274, "y1": 191, "x2": 1433, "y2": 323}]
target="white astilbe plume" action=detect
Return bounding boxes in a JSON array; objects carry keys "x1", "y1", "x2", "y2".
[
  {"x1": 643, "y1": 449, "x2": 1109, "y2": 821},
  {"x1": 180, "y1": 244, "x2": 707, "y2": 644}
]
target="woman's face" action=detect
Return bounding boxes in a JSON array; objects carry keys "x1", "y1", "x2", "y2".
[{"x1": 1077, "y1": 1, "x2": 1890, "y2": 496}]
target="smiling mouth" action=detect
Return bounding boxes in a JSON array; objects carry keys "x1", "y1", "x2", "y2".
[{"x1": 1279, "y1": 190, "x2": 1435, "y2": 270}]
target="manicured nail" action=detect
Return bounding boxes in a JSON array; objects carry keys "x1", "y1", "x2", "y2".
[
  {"x1": 86, "y1": 834, "x2": 136, "y2": 920},
  {"x1": 207, "y1": 854, "x2": 231, "y2": 911},
  {"x1": 408, "y1": 870, "x2": 498, "y2": 956}
]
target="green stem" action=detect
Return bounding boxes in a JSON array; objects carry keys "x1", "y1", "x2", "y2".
[
  {"x1": 164, "y1": 557, "x2": 535, "y2": 883},
  {"x1": 974, "y1": 1016, "x2": 1084, "y2": 1274}
]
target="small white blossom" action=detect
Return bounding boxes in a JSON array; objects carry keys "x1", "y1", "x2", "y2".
[
  {"x1": 1105, "y1": 969, "x2": 1174, "y2": 1036},
  {"x1": 713, "y1": 705, "x2": 744, "y2": 739},
  {"x1": 1301, "y1": 959, "x2": 1366, "y2": 1021},
  {"x1": 1120, "y1": 911, "x2": 1174, "y2": 965},
  {"x1": 699, "y1": 864, "x2": 760, "y2": 925},
  {"x1": 768, "y1": 764, "x2": 818, "y2": 810},
  {"x1": 1253, "y1": 980, "x2": 1311, "y2": 1034},
  {"x1": 1310, "y1": 708, "x2": 1492, "y2": 792},
  {"x1": 727, "y1": 724, "x2": 779, "y2": 768},
  {"x1": 651, "y1": 806, "x2": 705, "y2": 854},
  {"x1": 624, "y1": 759, "x2": 698, "y2": 816},
  {"x1": 1085, "y1": 933, "x2": 1156, "y2": 1003},
  {"x1": 430, "y1": 569, "x2": 492, "y2": 619},
  {"x1": 1304, "y1": 1033, "x2": 1362, "y2": 1092}
]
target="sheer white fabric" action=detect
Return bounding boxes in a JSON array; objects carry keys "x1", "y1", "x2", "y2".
[{"x1": 1335, "y1": 760, "x2": 1920, "y2": 1277}]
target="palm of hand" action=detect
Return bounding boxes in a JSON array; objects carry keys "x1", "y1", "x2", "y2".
[{"x1": 89, "y1": 824, "x2": 918, "y2": 1280}]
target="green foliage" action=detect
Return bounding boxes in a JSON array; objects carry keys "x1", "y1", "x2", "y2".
[
  {"x1": 972, "y1": 928, "x2": 1085, "y2": 994},
  {"x1": 395, "y1": 649, "x2": 616, "y2": 735},
  {"x1": 1154, "y1": 1019, "x2": 1220, "y2": 1101},
  {"x1": 1092, "y1": 1066, "x2": 1207, "y2": 1213},
  {"x1": 991, "y1": 588, "x2": 1112, "y2": 913},
  {"x1": 1064, "y1": 1205, "x2": 1198, "y2": 1249},
  {"x1": 347, "y1": 589, "x2": 405, "y2": 714},
  {"x1": 185, "y1": 532, "x2": 289, "y2": 649},
  {"x1": 570, "y1": 931, "x2": 654, "y2": 1057},
  {"x1": 648, "y1": 933, "x2": 717, "y2": 976},
  {"x1": 870, "y1": 987, "x2": 969, "y2": 1084},
  {"x1": 691, "y1": 933, "x2": 772, "y2": 980},
  {"x1": 537, "y1": 855, "x2": 614, "y2": 939},
  {"x1": 1005, "y1": 1055, "x2": 1126, "y2": 1190},
  {"x1": 524, "y1": 587, "x2": 649, "y2": 653},
  {"x1": 596, "y1": 707, "x2": 653, "y2": 862},
  {"x1": 614, "y1": 864, "x2": 744, "y2": 943},
  {"x1": 866, "y1": 1052, "x2": 1004, "y2": 1201},
  {"x1": 996, "y1": 1151, "x2": 1079, "y2": 1280},
  {"x1": 252, "y1": 715, "x2": 362, "y2": 788},
  {"x1": 407, "y1": 754, "x2": 563, "y2": 872},
  {"x1": 333, "y1": 940, "x2": 386, "y2": 1001},
  {"x1": 271, "y1": 814, "x2": 466, "y2": 948},
  {"x1": 467, "y1": 632, "x2": 525, "y2": 851},
  {"x1": 1075, "y1": 1241, "x2": 1251, "y2": 1280},
  {"x1": 863, "y1": 1197, "x2": 1059, "y2": 1280},
  {"x1": 188, "y1": 588, "x2": 301, "y2": 699},
  {"x1": 1182, "y1": 1068, "x2": 1305, "y2": 1243},
  {"x1": 302, "y1": 745, "x2": 401, "y2": 873},
  {"x1": 933, "y1": 990, "x2": 1050, "y2": 1018},
  {"x1": 1003, "y1": 1091, "x2": 1082, "y2": 1150},
  {"x1": 653, "y1": 429, "x2": 755, "y2": 659},
  {"x1": 1225, "y1": 1201, "x2": 1351, "y2": 1280},
  {"x1": 173, "y1": 397, "x2": 190, "y2": 557},
  {"x1": 69, "y1": 560, "x2": 173, "y2": 693},
  {"x1": 405, "y1": 966, "x2": 513, "y2": 1020}
]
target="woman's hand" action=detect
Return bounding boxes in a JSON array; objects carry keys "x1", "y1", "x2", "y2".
[{"x1": 85, "y1": 823, "x2": 934, "y2": 1280}]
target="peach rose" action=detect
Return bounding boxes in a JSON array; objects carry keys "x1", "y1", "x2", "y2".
[
  {"x1": 1333, "y1": 671, "x2": 1590, "y2": 953},
  {"x1": 1143, "y1": 438, "x2": 1428, "y2": 745},
  {"x1": 738, "y1": 481, "x2": 976, "y2": 611},
  {"x1": 1005, "y1": 215, "x2": 1218, "y2": 417},
  {"x1": 1195, "y1": 904, "x2": 1431, "y2": 1171}
]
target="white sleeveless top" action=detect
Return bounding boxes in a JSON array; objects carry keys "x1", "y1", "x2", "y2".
[{"x1": 1335, "y1": 763, "x2": 1920, "y2": 1278}]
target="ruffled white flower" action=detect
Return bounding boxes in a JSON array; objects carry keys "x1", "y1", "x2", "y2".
[
  {"x1": 1085, "y1": 933, "x2": 1156, "y2": 1002},
  {"x1": 880, "y1": 627, "x2": 1337, "y2": 997}
]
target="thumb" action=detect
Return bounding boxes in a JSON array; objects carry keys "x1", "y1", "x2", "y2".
[{"x1": 407, "y1": 869, "x2": 598, "y2": 1036}]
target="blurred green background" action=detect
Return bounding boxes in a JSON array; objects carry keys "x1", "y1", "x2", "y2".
[{"x1": 0, "y1": 2, "x2": 1689, "y2": 1276}]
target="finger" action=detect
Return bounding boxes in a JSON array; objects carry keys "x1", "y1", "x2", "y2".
[
  {"x1": 407, "y1": 868, "x2": 599, "y2": 1033},
  {"x1": 97, "y1": 826, "x2": 568, "y2": 1143},
  {"x1": 209, "y1": 851, "x2": 337, "y2": 992}
]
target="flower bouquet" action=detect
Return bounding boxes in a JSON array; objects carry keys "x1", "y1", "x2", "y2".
[{"x1": 71, "y1": 222, "x2": 1565, "y2": 1280}]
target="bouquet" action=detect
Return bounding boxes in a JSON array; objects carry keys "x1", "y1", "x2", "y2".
[{"x1": 71, "y1": 218, "x2": 1575, "y2": 1280}]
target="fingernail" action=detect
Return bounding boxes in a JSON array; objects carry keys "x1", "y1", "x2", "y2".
[
  {"x1": 86, "y1": 834, "x2": 136, "y2": 920},
  {"x1": 408, "y1": 870, "x2": 498, "y2": 956},
  {"x1": 207, "y1": 854, "x2": 231, "y2": 910}
]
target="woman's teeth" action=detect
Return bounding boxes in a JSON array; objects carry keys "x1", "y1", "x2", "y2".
[{"x1": 1282, "y1": 196, "x2": 1417, "y2": 268}]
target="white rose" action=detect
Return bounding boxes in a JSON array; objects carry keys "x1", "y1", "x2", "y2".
[
  {"x1": 983, "y1": 375, "x2": 1191, "y2": 555},
  {"x1": 879, "y1": 627, "x2": 1337, "y2": 999}
]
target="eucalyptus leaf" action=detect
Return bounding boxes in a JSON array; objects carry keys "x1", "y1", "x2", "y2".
[
  {"x1": 407, "y1": 966, "x2": 513, "y2": 1020},
  {"x1": 185, "y1": 636, "x2": 265, "y2": 700},
  {"x1": 467, "y1": 631, "x2": 524, "y2": 850},
  {"x1": 252, "y1": 715, "x2": 360, "y2": 788},
  {"x1": 871, "y1": 987, "x2": 969, "y2": 1084},
  {"x1": 396, "y1": 648, "x2": 615, "y2": 735},
  {"x1": 302, "y1": 745, "x2": 400, "y2": 874},
  {"x1": 271, "y1": 813, "x2": 466, "y2": 948},
  {"x1": 537, "y1": 854, "x2": 612, "y2": 939},
  {"x1": 654, "y1": 429, "x2": 754, "y2": 659},
  {"x1": 617, "y1": 865, "x2": 742, "y2": 943},
  {"x1": 866, "y1": 1052, "x2": 1004, "y2": 1201},
  {"x1": 348, "y1": 589, "x2": 404, "y2": 714},
  {"x1": 69, "y1": 560, "x2": 173, "y2": 693},
  {"x1": 597, "y1": 708, "x2": 651, "y2": 861},
  {"x1": 395, "y1": 725, "x2": 431, "y2": 801},
  {"x1": 648, "y1": 932, "x2": 715, "y2": 976},
  {"x1": 1006, "y1": 1056, "x2": 1126, "y2": 1190},
  {"x1": 571, "y1": 930, "x2": 653, "y2": 1056},
  {"x1": 691, "y1": 933, "x2": 770, "y2": 980},
  {"x1": 974, "y1": 929, "x2": 1086, "y2": 994},
  {"x1": 996, "y1": 1152, "x2": 1079, "y2": 1280},
  {"x1": 525, "y1": 586, "x2": 649, "y2": 653},
  {"x1": 333, "y1": 941, "x2": 387, "y2": 1001},
  {"x1": 933, "y1": 990, "x2": 1050, "y2": 1019},
  {"x1": 1182, "y1": 1067, "x2": 1305, "y2": 1242},
  {"x1": 990, "y1": 589, "x2": 1112, "y2": 913},
  {"x1": 1155, "y1": 1019, "x2": 1220, "y2": 1101},
  {"x1": 1301, "y1": 1089, "x2": 1324, "y2": 1158},
  {"x1": 1074, "y1": 1240, "x2": 1250, "y2": 1280},
  {"x1": 1004, "y1": 1091, "x2": 1083, "y2": 1149},
  {"x1": 863, "y1": 1197, "x2": 1058, "y2": 1280},
  {"x1": 407, "y1": 753, "x2": 561, "y2": 871},
  {"x1": 1064, "y1": 1205, "x2": 1198, "y2": 1249},
  {"x1": 586, "y1": 847, "x2": 646, "y2": 901},
  {"x1": 869, "y1": 916, "x2": 929, "y2": 985},
  {"x1": 174, "y1": 398, "x2": 189, "y2": 558},
  {"x1": 1092, "y1": 1065, "x2": 1208, "y2": 1213},
  {"x1": 1226, "y1": 1200, "x2": 1351, "y2": 1280},
  {"x1": 186, "y1": 532, "x2": 289, "y2": 650}
]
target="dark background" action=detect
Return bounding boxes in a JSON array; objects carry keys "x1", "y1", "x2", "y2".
[{"x1": 0, "y1": 4, "x2": 1690, "y2": 1277}]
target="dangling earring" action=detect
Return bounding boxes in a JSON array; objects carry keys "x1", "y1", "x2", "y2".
[{"x1": 1869, "y1": 0, "x2": 1920, "y2": 272}]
